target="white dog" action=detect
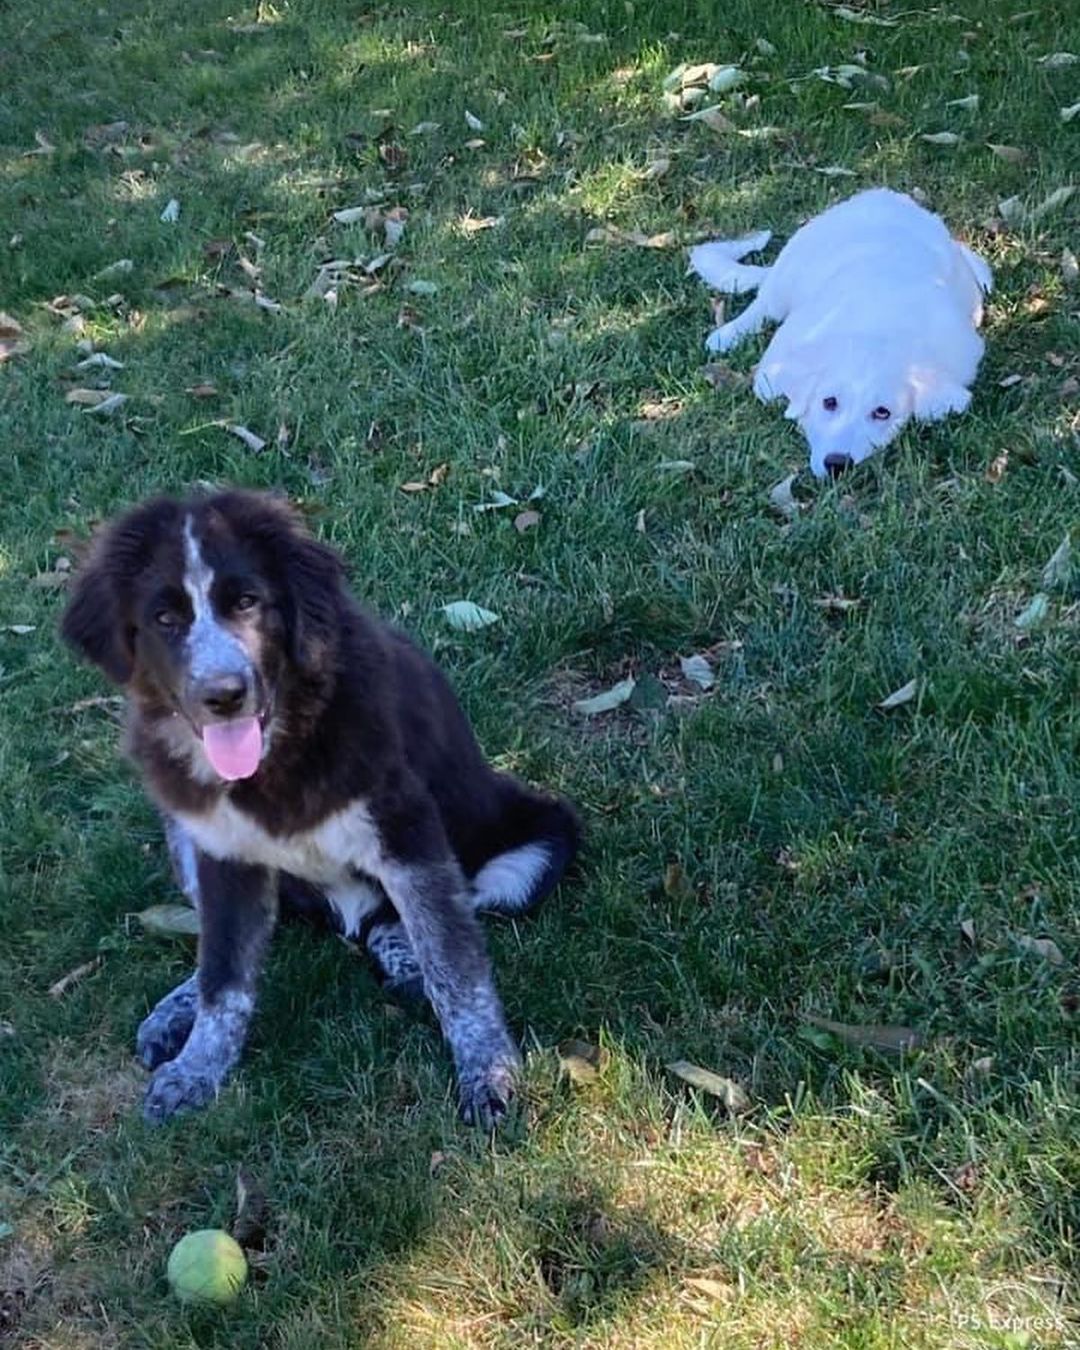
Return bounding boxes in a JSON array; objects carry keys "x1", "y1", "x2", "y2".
[{"x1": 689, "y1": 188, "x2": 992, "y2": 478}]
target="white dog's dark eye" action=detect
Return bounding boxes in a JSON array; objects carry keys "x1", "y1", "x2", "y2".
[
  {"x1": 822, "y1": 396, "x2": 838, "y2": 412},
  {"x1": 871, "y1": 405, "x2": 891, "y2": 421}
]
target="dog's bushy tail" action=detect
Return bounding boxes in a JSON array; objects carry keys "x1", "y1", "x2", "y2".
[
  {"x1": 470, "y1": 782, "x2": 581, "y2": 917},
  {"x1": 688, "y1": 229, "x2": 772, "y2": 294}
]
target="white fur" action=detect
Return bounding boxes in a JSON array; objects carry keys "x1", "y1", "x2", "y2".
[
  {"x1": 175, "y1": 799, "x2": 384, "y2": 888},
  {"x1": 182, "y1": 517, "x2": 249, "y2": 681},
  {"x1": 689, "y1": 189, "x2": 992, "y2": 477},
  {"x1": 472, "y1": 842, "x2": 550, "y2": 914},
  {"x1": 326, "y1": 878, "x2": 384, "y2": 937}
]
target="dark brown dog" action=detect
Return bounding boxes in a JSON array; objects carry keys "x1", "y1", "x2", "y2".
[{"x1": 62, "y1": 489, "x2": 578, "y2": 1127}]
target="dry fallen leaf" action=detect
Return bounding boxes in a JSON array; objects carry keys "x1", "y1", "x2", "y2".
[
  {"x1": 136, "y1": 904, "x2": 200, "y2": 936},
  {"x1": 82, "y1": 392, "x2": 128, "y2": 416},
  {"x1": 946, "y1": 93, "x2": 979, "y2": 110},
  {"x1": 987, "y1": 143, "x2": 1026, "y2": 165},
  {"x1": 1062, "y1": 101, "x2": 1080, "y2": 123},
  {"x1": 1042, "y1": 535, "x2": 1072, "y2": 588},
  {"x1": 877, "y1": 678, "x2": 918, "y2": 710},
  {"x1": 1036, "y1": 51, "x2": 1078, "y2": 67},
  {"x1": 0, "y1": 311, "x2": 28, "y2": 362},
  {"x1": 233, "y1": 1168, "x2": 270, "y2": 1252},
  {"x1": 4, "y1": 624, "x2": 36, "y2": 636},
  {"x1": 1062, "y1": 249, "x2": 1079, "y2": 284},
  {"x1": 514, "y1": 509, "x2": 541, "y2": 533},
  {"x1": 803, "y1": 1014, "x2": 924, "y2": 1052},
  {"x1": 441, "y1": 600, "x2": 499, "y2": 632},
  {"x1": 94, "y1": 258, "x2": 134, "y2": 279},
  {"x1": 186, "y1": 382, "x2": 218, "y2": 398},
  {"x1": 921, "y1": 131, "x2": 962, "y2": 146},
  {"x1": 683, "y1": 105, "x2": 737, "y2": 133},
  {"x1": 813, "y1": 594, "x2": 860, "y2": 613},
  {"x1": 1014, "y1": 592, "x2": 1050, "y2": 631},
  {"x1": 459, "y1": 214, "x2": 504, "y2": 235},
  {"x1": 48, "y1": 956, "x2": 104, "y2": 998},
  {"x1": 985, "y1": 449, "x2": 1009, "y2": 483},
  {"x1": 383, "y1": 206, "x2": 408, "y2": 247},
  {"x1": 464, "y1": 109, "x2": 484, "y2": 132},
  {"x1": 830, "y1": 4, "x2": 898, "y2": 24},
  {"x1": 666, "y1": 1060, "x2": 752, "y2": 1112},
  {"x1": 679, "y1": 654, "x2": 715, "y2": 690},
  {"x1": 75, "y1": 352, "x2": 124, "y2": 371},
  {"x1": 160, "y1": 197, "x2": 180, "y2": 223},
  {"x1": 572, "y1": 676, "x2": 636, "y2": 716},
  {"x1": 557, "y1": 1038, "x2": 606, "y2": 1083},
  {"x1": 768, "y1": 473, "x2": 801, "y2": 521},
  {"x1": 227, "y1": 424, "x2": 267, "y2": 452},
  {"x1": 685, "y1": 1277, "x2": 730, "y2": 1301},
  {"x1": 1016, "y1": 934, "x2": 1065, "y2": 965}
]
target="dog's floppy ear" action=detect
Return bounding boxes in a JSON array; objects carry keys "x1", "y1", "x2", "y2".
[
  {"x1": 909, "y1": 369, "x2": 972, "y2": 422},
  {"x1": 61, "y1": 500, "x2": 179, "y2": 685},
  {"x1": 62, "y1": 551, "x2": 133, "y2": 684},
  {"x1": 281, "y1": 520, "x2": 347, "y2": 674}
]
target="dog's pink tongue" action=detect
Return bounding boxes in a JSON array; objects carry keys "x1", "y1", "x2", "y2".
[{"x1": 202, "y1": 718, "x2": 263, "y2": 781}]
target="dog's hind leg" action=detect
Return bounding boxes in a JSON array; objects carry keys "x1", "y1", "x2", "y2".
[{"x1": 688, "y1": 232, "x2": 772, "y2": 294}]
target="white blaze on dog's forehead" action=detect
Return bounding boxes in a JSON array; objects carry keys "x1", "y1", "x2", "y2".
[{"x1": 182, "y1": 514, "x2": 249, "y2": 680}]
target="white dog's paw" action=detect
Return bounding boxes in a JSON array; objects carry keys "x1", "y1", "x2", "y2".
[{"x1": 705, "y1": 325, "x2": 740, "y2": 354}]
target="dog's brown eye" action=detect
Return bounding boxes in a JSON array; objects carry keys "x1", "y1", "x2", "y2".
[
  {"x1": 822, "y1": 396, "x2": 838, "y2": 412},
  {"x1": 234, "y1": 593, "x2": 258, "y2": 613},
  {"x1": 155, "y1": 610, "x2": 181, "y2": 629},
  {"x1": 871, "y1": 405, "x2": 891, "y2": 421}
]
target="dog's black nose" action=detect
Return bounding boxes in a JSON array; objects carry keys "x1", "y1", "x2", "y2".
[
  {"x1": 824, "y1": 453, "x2": 854, "y2": 477},
  {"x1": 197, "y1": 673, "x2": 250, "y2": 717}
]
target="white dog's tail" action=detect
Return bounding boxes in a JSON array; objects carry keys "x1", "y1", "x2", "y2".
[{"x1": 688, "y1": 229, "x2": 772, "y2": 294}]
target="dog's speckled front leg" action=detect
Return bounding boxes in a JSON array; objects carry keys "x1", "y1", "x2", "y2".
[
  {"x1": 142, "y1": 854, "x2": 277, "y2": 1124},
  {"x1": 380, "y1": 856, "x2": 521, "y2": 1129}
]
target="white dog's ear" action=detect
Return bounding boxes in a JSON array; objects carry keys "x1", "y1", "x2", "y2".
[{"x1": 909, "y1": 370, "x2": 972, "y2": 422}]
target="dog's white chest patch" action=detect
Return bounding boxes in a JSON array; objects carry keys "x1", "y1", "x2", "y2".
[{"x1": 176, "y1": 798, "x2": 384, "y2": 887}]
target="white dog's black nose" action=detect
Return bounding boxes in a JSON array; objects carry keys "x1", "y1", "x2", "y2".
[
  {"x1": 824, "y1": 453, "x2": 853, "y2": 477},
  {"x1": 196, "y1": 672, "x2": 251, "y2": 718}
]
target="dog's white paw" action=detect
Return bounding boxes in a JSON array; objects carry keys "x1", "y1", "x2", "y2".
[{"x1": 705, "y1": 325, "x2": 740, "y2": 354}]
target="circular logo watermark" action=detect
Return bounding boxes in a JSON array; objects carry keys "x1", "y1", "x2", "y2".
[{"x1": 944, "y1": 1279, "x2": 1075, "y2": 1342}]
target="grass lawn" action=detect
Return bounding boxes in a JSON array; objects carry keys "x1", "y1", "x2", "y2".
[{"x1": 1, "y1": 0, "x2": 1079, "y2": 1344}]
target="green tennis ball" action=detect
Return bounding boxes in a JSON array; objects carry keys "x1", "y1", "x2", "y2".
[{"x1": 167, "y1": 1229, "x2": 248, "y2": 1306}]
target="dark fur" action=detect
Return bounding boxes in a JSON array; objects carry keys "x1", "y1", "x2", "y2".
[{"x1": 62, "y1": 489, "x2": 579, "y2": 1126}]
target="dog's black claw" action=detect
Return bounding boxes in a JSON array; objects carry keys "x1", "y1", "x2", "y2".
[{"x1": 458, "y1": 1059, "x2": 518, "y2": 1131}]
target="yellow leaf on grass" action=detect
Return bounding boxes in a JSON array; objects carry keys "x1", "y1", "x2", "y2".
[
  {"x1": 667, "y1": 1060, "x2": 751, "y2": 1112},
  {"x1": 804, "y1": 1015, "x2": 924, "y2": 1052}
]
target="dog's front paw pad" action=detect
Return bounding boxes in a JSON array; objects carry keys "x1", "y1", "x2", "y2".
[
  {"x1": 458, "y1": 1060, "x2": 518, "y2": 1131},
  {"x1": 142, "y1": 1061, "x2": 221, "y2": 1124}
]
